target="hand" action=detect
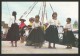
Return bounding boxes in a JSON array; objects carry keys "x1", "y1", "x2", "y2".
[{"x1": 64, "y1": 28, "x2": 68, "y2": 32}]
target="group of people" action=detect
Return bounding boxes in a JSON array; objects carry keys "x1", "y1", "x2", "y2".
[{"x1": 6, "y1": 12, "x2": 76, "y2": 49}]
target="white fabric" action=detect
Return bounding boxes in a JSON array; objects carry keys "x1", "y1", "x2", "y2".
[
  {"x1": 47, "y1": 19, "x2": 60, "y2": 28},
  {"x1": 2, "y1": 28, "x2": 8, "y2": 34},
  {"x1": 8, "y1": 16, "x2": 15, "y2": 27},
  {"x1": 32, "y1": 21, "x2": 42, "y2": 28},
  {"x1": 64, "y1": 23, "x2": 73, "y2": 31},
  {"x1": 58, "y1": 26, "x2": 64, "y2": 33},
  {"x1": 24, "y1": 30, "x2": 29, "y2": 37}
]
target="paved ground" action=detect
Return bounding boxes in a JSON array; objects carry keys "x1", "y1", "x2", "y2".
[{"x1": 1, "y1": 41, "x2": 78, "y2": 54}]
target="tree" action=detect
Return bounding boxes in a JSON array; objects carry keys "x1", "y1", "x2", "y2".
[{"x1": 73, "y1": 21, "x2": 78, "y2": 29}]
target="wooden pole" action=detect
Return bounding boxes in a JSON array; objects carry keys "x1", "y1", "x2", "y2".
[{"x1": 42, "y1": 2, "x2": 46, "y2": 24}]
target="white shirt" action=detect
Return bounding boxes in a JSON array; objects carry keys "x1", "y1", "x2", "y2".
[
  {"x1": 32, "y1": 21, "x2": 42, "y2": 28},
  {"x1": 8, "y1": 16, "x2": 15, "y2": 27},
  {"x1": 47, "y1": 19, "x2": 60, "y2": 27},
  {"x1": 64, "y1": 23, "x2": 72, "y2": 31},
  {"x1": 24, "y1": 30, "x2": 29, "y2": 36}
]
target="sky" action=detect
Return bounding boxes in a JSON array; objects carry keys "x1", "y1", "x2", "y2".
[{"x1": 2, "y1": 1, "x2": 78, "y2": 27}]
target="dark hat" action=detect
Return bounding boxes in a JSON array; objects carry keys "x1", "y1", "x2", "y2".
[
  {"x1": 35, "y1": 15, "x2": 40, "y2": 18},
  {"x1": 44, "y1": 23, "x2": 48, "y2": 26},
  {"x1": 29, "y1": 17, "x2": 34, "y2": 21},
  {"x1": 19, "y1": 19, "x2": 26, "y2": 22}
]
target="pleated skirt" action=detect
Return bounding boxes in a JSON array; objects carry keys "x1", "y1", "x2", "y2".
[
  {"x1": 63, "y1": 31, "x2": 76, "y2": 44},
  {"x1": 27, "y1": 27, "x2": 44, "y2": 43},
  {"x1": 45, "y1": 25, "x2": 59, "y2": 43}
]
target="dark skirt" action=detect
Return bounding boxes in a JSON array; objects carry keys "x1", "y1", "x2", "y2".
[
  {"x1": 45, "y1": 25, "x2": 59, "y2": 43},
  {"x1": 19, "y1": 29, "x2": 25, "y2": 36},
  {"x1": 25, "y1": 28, "x2": 33, "y2": 46},
  {"x1": 28, "y1": 28, "x2": 32, "y2": 33},
  {"x1": 63, "y1": 31, "x2": 76, "y2": 44},
  {"x1": 6, "y1": 23, "x2": 20, "y2": 41},
  {"x1": 26, "y1": 27, "x2": 44, "y2": 43}
]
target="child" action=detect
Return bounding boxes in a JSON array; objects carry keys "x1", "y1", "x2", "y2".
[
  {"x1": 27, "y1": 15, "x2": 44, "y2": 48},
  {"x1": 28, "y1": 17, "x2": 34, "y2": 33},
  {"x1": 19, "y1": 19, "x2": 26, "y2": 43},
  {"x1": 45, "y1": 12, "x2": 60, "y2": 48},
  {"x1": 25, "y1": 17, "x2": 34, "y2": 46},
  {"x1": 63, "y1": 18, "x2": 76, "y2": 49}
]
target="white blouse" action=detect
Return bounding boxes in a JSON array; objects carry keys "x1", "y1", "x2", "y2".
[
  {"x1": 32, "y1": 21, "x2": 42, "y2": 28},
  {"x1": 64, "y1": 23, "x2": 72, "y2": 31},
  {"x1": 8, "y1": 16, "x2": 15, "y2": 27},
  {"x1": 47, "y1": 19, "x2": 60, "y2": 26}
]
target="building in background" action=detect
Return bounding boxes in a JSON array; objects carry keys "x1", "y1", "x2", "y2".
[{"x1": 1, "y1": 21, "x2": 9, "y2": 39}]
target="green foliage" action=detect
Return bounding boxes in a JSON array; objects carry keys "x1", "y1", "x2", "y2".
[{"x1": 73, "y1": 21, "x2": 78, "y2": 29}]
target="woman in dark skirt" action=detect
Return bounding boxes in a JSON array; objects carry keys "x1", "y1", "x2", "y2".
[
  {"x1": 45, "y1": 12, "x2": 60, "y2": 48},
  {"x1": 28, "y1": 17, "x2": 34, "y2": 33},
  {"x1": 27, "y1": 15, "x2": 44, "y2": 48},
  {"x1": 6, "y1": 23, "x2": 20, "y2": 47},
  {"x1": 63, "y1": 18, "x2": 76, "y2": 49},
  {"x1": 25, "y1": 17, "x2": 34, "y2": 46}
]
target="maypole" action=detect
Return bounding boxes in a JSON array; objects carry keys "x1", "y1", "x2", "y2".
[
  {"x1": 19, "y1": 2, "x2": 54, "y2": 24},
  {"x1": 41, "y1": 2, "x2": 46, "y2": 25},
  {"x1": 49, "y1": 2, "x2": 54, "y2": 12},
  {"x1": 26, "y1": 2, "x2": 38, "y2": 17}
]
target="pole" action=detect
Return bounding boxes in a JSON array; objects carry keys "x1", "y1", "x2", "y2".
[
  {"x1": 20, "y1": 2, "x2": 36, "y2": 19},
  {"x1": 26, "y1": 2, "x2": 38, "y2": 17},
  {"x1": 49, "y1": 3, "x2": 54, "y2": 12},
  {"x1": 42, "y1": 2, "x2": 46, "y2": 24}
]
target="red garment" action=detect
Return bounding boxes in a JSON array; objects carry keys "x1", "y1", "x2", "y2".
[{"x1": 19, "y1": 22, "x2": 26, "y2": 29}]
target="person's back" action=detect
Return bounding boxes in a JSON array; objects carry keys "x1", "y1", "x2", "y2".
[{"x1": 6, "y1": 23, "x2": 20, "y2": 47}]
